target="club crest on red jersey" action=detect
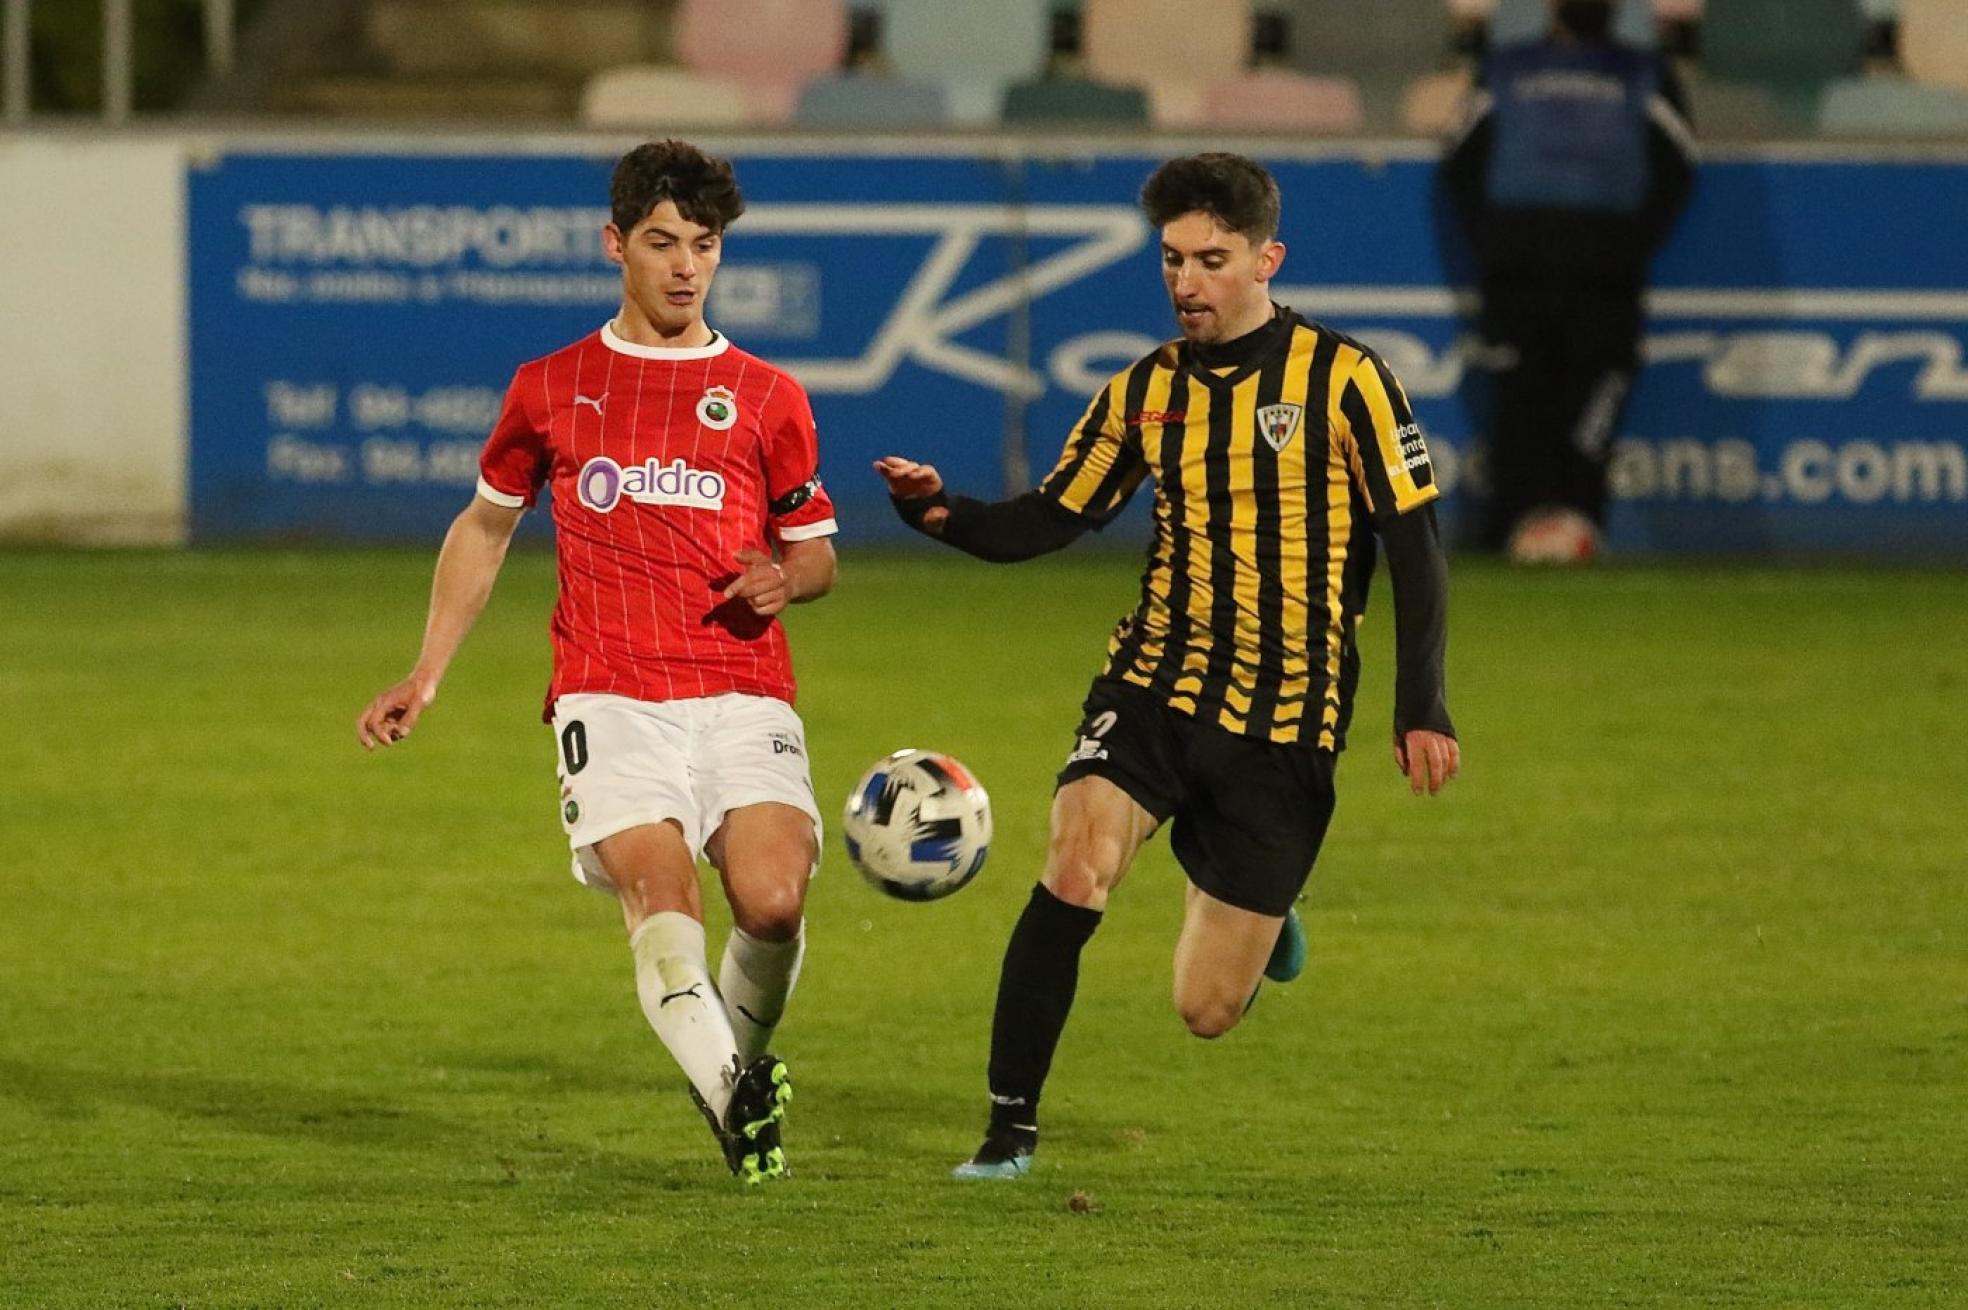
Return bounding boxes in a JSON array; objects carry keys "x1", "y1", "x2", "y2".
[{"x1": 696, "y1": 386, "x2": 739, "y2": 431}]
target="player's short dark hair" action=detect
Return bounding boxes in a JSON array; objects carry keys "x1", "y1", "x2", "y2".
[
  {"x1": 1140, "y1": 153, "x2": 1281, "y2": 245},
  {"x1": 610, "y1": 139, "x2": 745, "y2": 235}
]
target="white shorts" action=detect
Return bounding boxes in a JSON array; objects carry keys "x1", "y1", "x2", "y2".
[{"x1": 550, "y1": 691, "x2": 823, "y2": 895}]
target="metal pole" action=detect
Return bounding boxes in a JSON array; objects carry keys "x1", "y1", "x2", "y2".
[
  {"x1": 3, "y1": 0, "x2": 29, "y2": 124},
  {"x1": 102, "y1": 0, "x2": 131, "y2": 123},
  {"x1": 205, "y1": 0, "x2": 234, "y2": 79}
]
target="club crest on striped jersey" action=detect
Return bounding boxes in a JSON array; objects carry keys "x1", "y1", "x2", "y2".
[
  {"x1": 696, "y1": 385, "x2": 739, "y2": 431},
  {"x1": 1258, "y1": 403, "x2": 1303, "y2": 452}
]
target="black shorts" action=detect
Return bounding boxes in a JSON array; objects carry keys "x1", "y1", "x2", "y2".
[{"x1": 1055, "y1": 679, "x2": 1337, "y2": 917}]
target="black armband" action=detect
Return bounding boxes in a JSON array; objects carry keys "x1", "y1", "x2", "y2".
[{"x1": 770, "y1": 476, "x2": 824, "y2": 518}]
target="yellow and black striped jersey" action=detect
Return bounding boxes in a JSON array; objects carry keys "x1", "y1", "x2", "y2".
[{"x1": 1038, "y1": 307, "x2": 1439, "y2": 749}]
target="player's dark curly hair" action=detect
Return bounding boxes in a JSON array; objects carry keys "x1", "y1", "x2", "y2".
[
  {"x1": 1140, "y1": 153, "x2": 1281, "y2": 245},
  {"x1": 610, "y1": 139, "x2": 746, "y2": 235}
]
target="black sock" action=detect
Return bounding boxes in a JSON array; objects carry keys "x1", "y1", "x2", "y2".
[{"x1": 985, "y1": 883, "x2": 1102, "y2": 1135}]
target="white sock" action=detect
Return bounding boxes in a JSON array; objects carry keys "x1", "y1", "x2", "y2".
[
  {"x1": 719, "y1": 920, "x2": 806, "y2": 1066},
  {"x1": 630, "y1": 912, "x2": 741, "y2": 1122}
]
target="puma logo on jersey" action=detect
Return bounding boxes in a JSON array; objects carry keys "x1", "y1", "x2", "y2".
[
  {"x1": 577, "y1": 455, "x2": 728, "y2": 513},
  {"x1": 573, "y1": 393, "x2": 606, "y2": 415}
]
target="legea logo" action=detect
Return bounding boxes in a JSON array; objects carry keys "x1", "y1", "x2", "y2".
[{"x1": 576, "y1": 456, "x2": 727, "y2": 513}]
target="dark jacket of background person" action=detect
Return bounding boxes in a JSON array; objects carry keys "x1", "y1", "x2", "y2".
[
  {"x1": 1443, "y1": 29, "x2": 1697, "y2": 285},
  {"x1": 1440, "y1": 7, "x2": 1698, "y2": 549}
]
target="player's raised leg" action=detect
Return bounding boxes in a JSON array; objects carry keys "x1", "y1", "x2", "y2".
[
  {"x1": 953, "y1": 776, "x2": 1157, "y2": 1180},
  {"x1": 1171, "y1": 883, "x2": 1286, "y2": 1039},
  {"x1": 593, "y1": 822, "x2": 754, "y2": 1178}
]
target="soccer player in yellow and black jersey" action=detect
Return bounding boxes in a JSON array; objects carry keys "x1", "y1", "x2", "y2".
[{"x1": 876, "y1": 152, "x2": 1460, "y2": 1180}]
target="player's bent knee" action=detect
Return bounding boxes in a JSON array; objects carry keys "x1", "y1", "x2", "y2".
[
  {"x1": 1176, "y1": 992, "x2": 1244, "y2": 1040},
  {"x1": 729, "y1": 877, "x2": 807, "y2": 942}
]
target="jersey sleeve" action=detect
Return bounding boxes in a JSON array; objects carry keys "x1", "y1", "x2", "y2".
[
  {"x1": 1036, "y1": 372, "x2": 1149, "y2": 526},
  {"x1": 760, "y1": 376, "x2": 837, "y2": 544},
  {"x1": 1335, "y1": 349, "x2": 1440, "y2": 523},
  {"x1": 476, "y1": 364, "x2": 551, "y2": 508}
]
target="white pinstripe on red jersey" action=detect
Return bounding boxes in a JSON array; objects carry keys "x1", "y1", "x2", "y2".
[{"x1": 476, "y1": 323, "x2": 838, "y2": 721}]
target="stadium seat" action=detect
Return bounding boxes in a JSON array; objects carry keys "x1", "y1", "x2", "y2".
[
  {"x1": 879, "y1": 0, "x2": 1048, "y2": 126},
  {"x1": 1287, "y1": 0, "x2": 1447, "y2": 74},
  {"x1": 1084, "y1": 0, "x2": 1250, "y2": 107},
  {"x1": 1701, "y1": 0, "x2": 1865, "y2": 92},
  {"x1": 1282, "y1": 0, "x2": 1458, "y2": 131},
  {"x1": 1403, "y1": 67, "x2": 1474, "y2": 136},
  {"x1": 1899, "y1": 0, "x2": 1968, "y2": 92},
  {"x1": 795, "y1": 74, "x2": 952, "y2": 127},
  {"x1": 674, "y1": 0, "x2": 848, "y2": 114},
  {"x1": 1199, "y1": 69, "x2": 1364, "y2": 133},
  {"x1": 1819, "y1": 76, "x2": 1968, "y2": 136},
  {"x1": 1488, "y1": 0, "x2": 1660, "y2": 48},
  {"x1": 580, "y1": 67, "x2": 756, "y2": 128},
  {"x1": 1000, "y1": 74, "x2": 1150, "y2": 126},
  {"x1": 1681, "y1": 73, "x2": 1795, "y2": 137}
]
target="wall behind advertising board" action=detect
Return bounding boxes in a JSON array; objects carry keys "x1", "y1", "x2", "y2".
[{"x1": 0, "y1": 137, "x2": 185, "y2": 543}]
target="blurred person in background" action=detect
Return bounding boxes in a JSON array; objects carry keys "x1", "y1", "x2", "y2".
[{"x1": 1443, "y1": 0, "x2": 1696, "y2": 563}]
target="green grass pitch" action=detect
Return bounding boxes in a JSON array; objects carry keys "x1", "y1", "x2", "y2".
[{"x1": 2, "y1": 548, "x2": 1964, "y2": 1307}]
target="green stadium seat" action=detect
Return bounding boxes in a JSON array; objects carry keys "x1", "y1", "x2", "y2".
[
  {"x1": 879, "y1": 0, "x2": 1049, "y2": 126},
  {"x1": 1701, "y1": 0, "x2": 1865, "y2": 92},
  {"x1": 795, "y1": 74, "x2": 952, "y2": 127},
  {"x1": 1819, "y1": 76, "x2": 1968, "y2": 136},
  {"x1": 1682, "y1": 72, "x2": 1797, "y2": 137},
  {"x1": 1000, "y1": 75, "x2": 1150, "y2": 126}
]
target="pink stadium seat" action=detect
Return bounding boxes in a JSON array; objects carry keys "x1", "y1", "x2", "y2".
[
  {"x1": 673, "y1": 0, "x2": 849, "y2": 113},
  {"x1": 1200, "y1": 70, "x2": 1364, "y2": 133},
  {"x1": 1084, "y1": 0, "x2": 1251, "y2": 89},
  {"x1": 1899, "y1": 0, "x2": 1968, "y2": 93}
]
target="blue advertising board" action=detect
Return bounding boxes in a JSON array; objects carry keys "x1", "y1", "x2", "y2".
[{"x1": 187, "y1": 145, "x2": 1968, "y2": 554}]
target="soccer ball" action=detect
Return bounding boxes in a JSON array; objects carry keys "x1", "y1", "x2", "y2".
[{"x1": 842, "y1": 749, "x2": 993, "y2": 901}]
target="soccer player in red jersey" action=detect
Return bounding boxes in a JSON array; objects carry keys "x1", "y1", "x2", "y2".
[{"x1": 356, "y1": 140, "x2": 837, "y2": 1184}]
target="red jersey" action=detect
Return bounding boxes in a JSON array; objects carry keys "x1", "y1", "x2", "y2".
[{"x1": 477, "y1": 322, "x2": 838, "y2": 718}]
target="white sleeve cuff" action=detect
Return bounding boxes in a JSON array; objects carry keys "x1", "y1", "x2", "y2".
[
  {"x1": 776, "y1": 517, "x2": 839, "y2": 542},
  {"x1": 476, "y1": 476, "x2": 528, "y2": 509}
]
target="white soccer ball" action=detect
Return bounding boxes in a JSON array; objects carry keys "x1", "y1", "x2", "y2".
[{"x1": 842, "y1": 748, "x2": 993, "y2": 901}]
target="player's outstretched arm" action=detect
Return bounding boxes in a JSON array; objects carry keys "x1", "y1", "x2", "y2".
[
  {"x1": 874, "y1": 455, "x2": 1090, "y2": 563},
  {"x1": 356, "y1": 496, "x2": 525, "y2": 751},
  {"x1": 874, "y1": 456, "x2": 950, "y2": 534}
]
